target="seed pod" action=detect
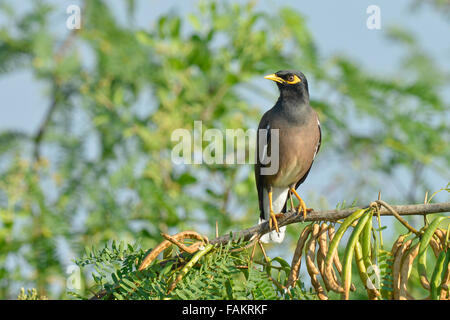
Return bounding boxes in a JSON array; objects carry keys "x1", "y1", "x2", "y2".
[
  {"x1": 439, "y1": 262, "x2": 450, "y2": 300},
  {"x1": 317, "y1": 223, "x2": 329, "y2": 257},
  {"x1": 434, "y1": 228, "x2": 447, "y2": 249},
  {"x1": 398, "y1": 242, "x2": 419, "y2": 300},
  {"x1": 430, "y1": 250, "x2": 450, "y2": 300},
  {"x1": 304, "y1": 224, "x2": 327, "y2": 299},
  {"x1": 318, "y1": 235, "x2": 344, "y2": 293},
  {"x1": 318, "y1": 224, "x2": 344, "y2": 293},
  {"x1": 139, "y1": 231, "x2": 208, "y2": 271},
  {"x1": 418, "y1": 216, "x2": 447, "y2": 291},
  {"x1": 341, "y1": 212, "x2": 372, "y2": 300},
  {"x1": 316, "y1": 250, "x2": 330, "y2": 291},
  {"x1": 354, "y1": 241, "x2": 380, "y2": 300},
  {"x1": 317, "y1": 224, "x2": 328, "y2": 279},
  {"x1": 328, "y1": 225, "x2": 343, "y2": 274},
  {"x1": 139, "y1": 240, "x2": 172, "y2": 271},
  {"x1": 287, "y1": 225, "x2": 312, "y2": 288},
  {"x1": 391, "y1": 233, "x2": 409, "y2": 257},
  {"x1": 393, "y1": 239, "x2": 412, "y2": 300},
  {"x1": 325, "y1": 209, "x2": 368, "y2": 269},
  {"x1": 327, "y1": 225, "x2": 352, "y2": 292},
  {"x1": 360, "y1": 212, "x2": 373, "y2": 268},
  {"x1": 167, "y1": 243, "x2": 213, "y2": 294},
  {"x1": 429, "y1": 237, "x2": 442, "y2": 257},
  {"x1": 305, "y1": 224, "x2": 320, "y2": 276}
]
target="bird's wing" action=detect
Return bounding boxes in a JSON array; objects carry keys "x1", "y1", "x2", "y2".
[
  {"x1": 255, "y1": 112, "x2": 271, "y2": 220},
  {"x1": 280, "y1": 118, "x2": 321, "y2": 212},
  {"x1": 294, "y1": 118, "x2": 321, "y2": 190}
]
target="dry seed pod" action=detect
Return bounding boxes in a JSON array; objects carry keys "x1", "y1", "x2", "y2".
[
  {"x1": 139, "y1": 231, "x2": 208, "y2": 271},
  {"x1": 389, "y1": 233, "x2": 409, "y2": 295},
  {"x1": 287, "y1": 225, "x2": 313, "y2": 287},
  {"x1": 440, "y1": 263, "x2": 450, "y2": 300},
  {"x1": 317, "y1": 250, "x2": 325, "y2": 275},
  {"x1": 307, "y1": 257, "x2": 328, "y2": 300},
  {"x1": 139, "y1": 240, "x2": 172, "y2": 271},
  {"x1": 305, "y1": 224, "x2": 327, "y2": 299},
  {"x1": 316, "y1": 224, "x2": 328, "y2": 287},
  {"x1": 316, "y1": 224, "x2": 328, "y2": 278},
  {"x1": 398, "y1": 243, "x2": 419, "y2": 300},
  {"x1": 317, "y1": 249, "x2": 343, "y2": 293},
  {"x1": 393, "y1": 239, "x2": 412, "y2": 300},
  {"x1": 317, "y1": 290, "x2": 328, "y2": 300},
  {"x1": 318, "y1": 224, "x2": 344, "y2": 293},
  {"x1": 391, "y1": 234, "x2": 408, "y2": 257},
  {"x1": 317, "y1": 223, "x2": 329, "y2": 257},
  {"x1": 305, "y1": 224, "x2": 320, "y2": 275},
  {"x1": 316, "y1": 251, "x2": 328, "y2": 290},
  {"x1": 162, "y1": 233, "x2": 203, "y2": 254},
  {"x1": 435, "y1": 229, "x2": 447, "y2": 249},
  {"x1": 429, "y1": 237, "x2": 442, "y2": 257}
]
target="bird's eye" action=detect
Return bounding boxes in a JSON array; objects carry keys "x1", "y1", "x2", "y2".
[{"x1": 287, "y1": 75, "x2": 295, "y2": 82}]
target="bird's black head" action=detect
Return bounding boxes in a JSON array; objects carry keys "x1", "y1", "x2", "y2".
[{"x1": 264, "y1": 70, "x2": 309, "y2": 103}]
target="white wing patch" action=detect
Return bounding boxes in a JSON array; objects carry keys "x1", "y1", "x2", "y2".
[{"x1": 313, "y1": 119, "x2": 321, "y2": 160}]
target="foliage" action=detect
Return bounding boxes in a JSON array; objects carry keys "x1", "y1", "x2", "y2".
[
  {"x1": 70, "y1": 207, "x2": 448, "y2": 300},
  {"x1": 17, "y1": 288, "x2": 48, "y2": 300},
  {"x1": 0, "y1": 0, "x2": 448, "y2": 298},
  {"x1": 72, "y1": 238, "x2": 315, "y2": 300}
]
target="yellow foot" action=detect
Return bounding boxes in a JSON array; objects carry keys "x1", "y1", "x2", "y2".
[
  {"x1": 290, "y1": 188, "x2": 313, "y2": 220},
  {"x1": 295, "y1": 194, "x2": 312, "y2": 219},
  {"x1": 269, "y1": 211, "x2": 280, "y2": 233}
]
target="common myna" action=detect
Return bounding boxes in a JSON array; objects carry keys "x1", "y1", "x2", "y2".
[{"x1": 255, "y1": 70, "x2": 321, "y2": 243}]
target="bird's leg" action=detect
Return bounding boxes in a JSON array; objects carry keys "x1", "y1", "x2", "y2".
[
  {"x1": 290, "y1": 188, "x2": 312, "y2": 219},
  {"x1": 268, "y1": 189, "x2": 280, "y2": 233},
  {"x1": 289, "y1": 191, "x2": 295, "y2": 212}
]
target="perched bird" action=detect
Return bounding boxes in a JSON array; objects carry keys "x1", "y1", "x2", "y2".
[{"x1": 255, "y1": 70, "x2": 321, "y2": 243}]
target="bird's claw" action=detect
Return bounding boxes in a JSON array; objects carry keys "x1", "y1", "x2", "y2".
[
  {"x1": 269, "y1": 211, "x2": 280, "y2": 233},
  {"x1": 297, "y1": 198, "x2": 312, "y2": 220}
]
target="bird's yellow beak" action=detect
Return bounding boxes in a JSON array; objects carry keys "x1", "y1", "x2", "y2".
[{"x1": 264, "y1": 73, "x2": 285, "y2": 84}]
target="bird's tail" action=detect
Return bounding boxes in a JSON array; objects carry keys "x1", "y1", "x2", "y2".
[{"x1": 258, "y1": 218, "x2": 286, "y2": 243}]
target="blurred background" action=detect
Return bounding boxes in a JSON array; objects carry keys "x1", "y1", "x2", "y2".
[{"x1": 0, "y1": 0, "x2": 449, "y2": 299}]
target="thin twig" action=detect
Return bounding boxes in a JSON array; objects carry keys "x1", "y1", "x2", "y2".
[
  {"x1": 375, "y1": 200, "x2": 421, "y2": 236},
  {"x1": 33, "y1": 25, "x2": 80, "y2": 161}
]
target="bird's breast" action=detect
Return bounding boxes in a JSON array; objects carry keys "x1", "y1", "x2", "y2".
[{"x1": 268, "y1": 119, "x2": 320, "y2": 187}]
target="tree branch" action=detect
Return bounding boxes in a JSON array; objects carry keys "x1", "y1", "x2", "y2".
[
  {"x1": 210, "y1": 202, "x2": 450, "y2": 246},
  {"x1": 33, "y1": 26, "x2": 79, "y2": 161}
]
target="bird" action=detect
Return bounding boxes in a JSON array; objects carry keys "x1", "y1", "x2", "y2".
[{"x1": 255, "y1": 70, "x2": 321, "y2": 243}]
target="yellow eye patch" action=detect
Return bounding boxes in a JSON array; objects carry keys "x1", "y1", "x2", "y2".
[{"x1": 285, "y1": 74, "x2": 301, "y2": 84}]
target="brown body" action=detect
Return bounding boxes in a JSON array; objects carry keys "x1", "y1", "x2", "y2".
[{"x1": 258, "y1": 107, "x2": 320, "y2": 188}]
